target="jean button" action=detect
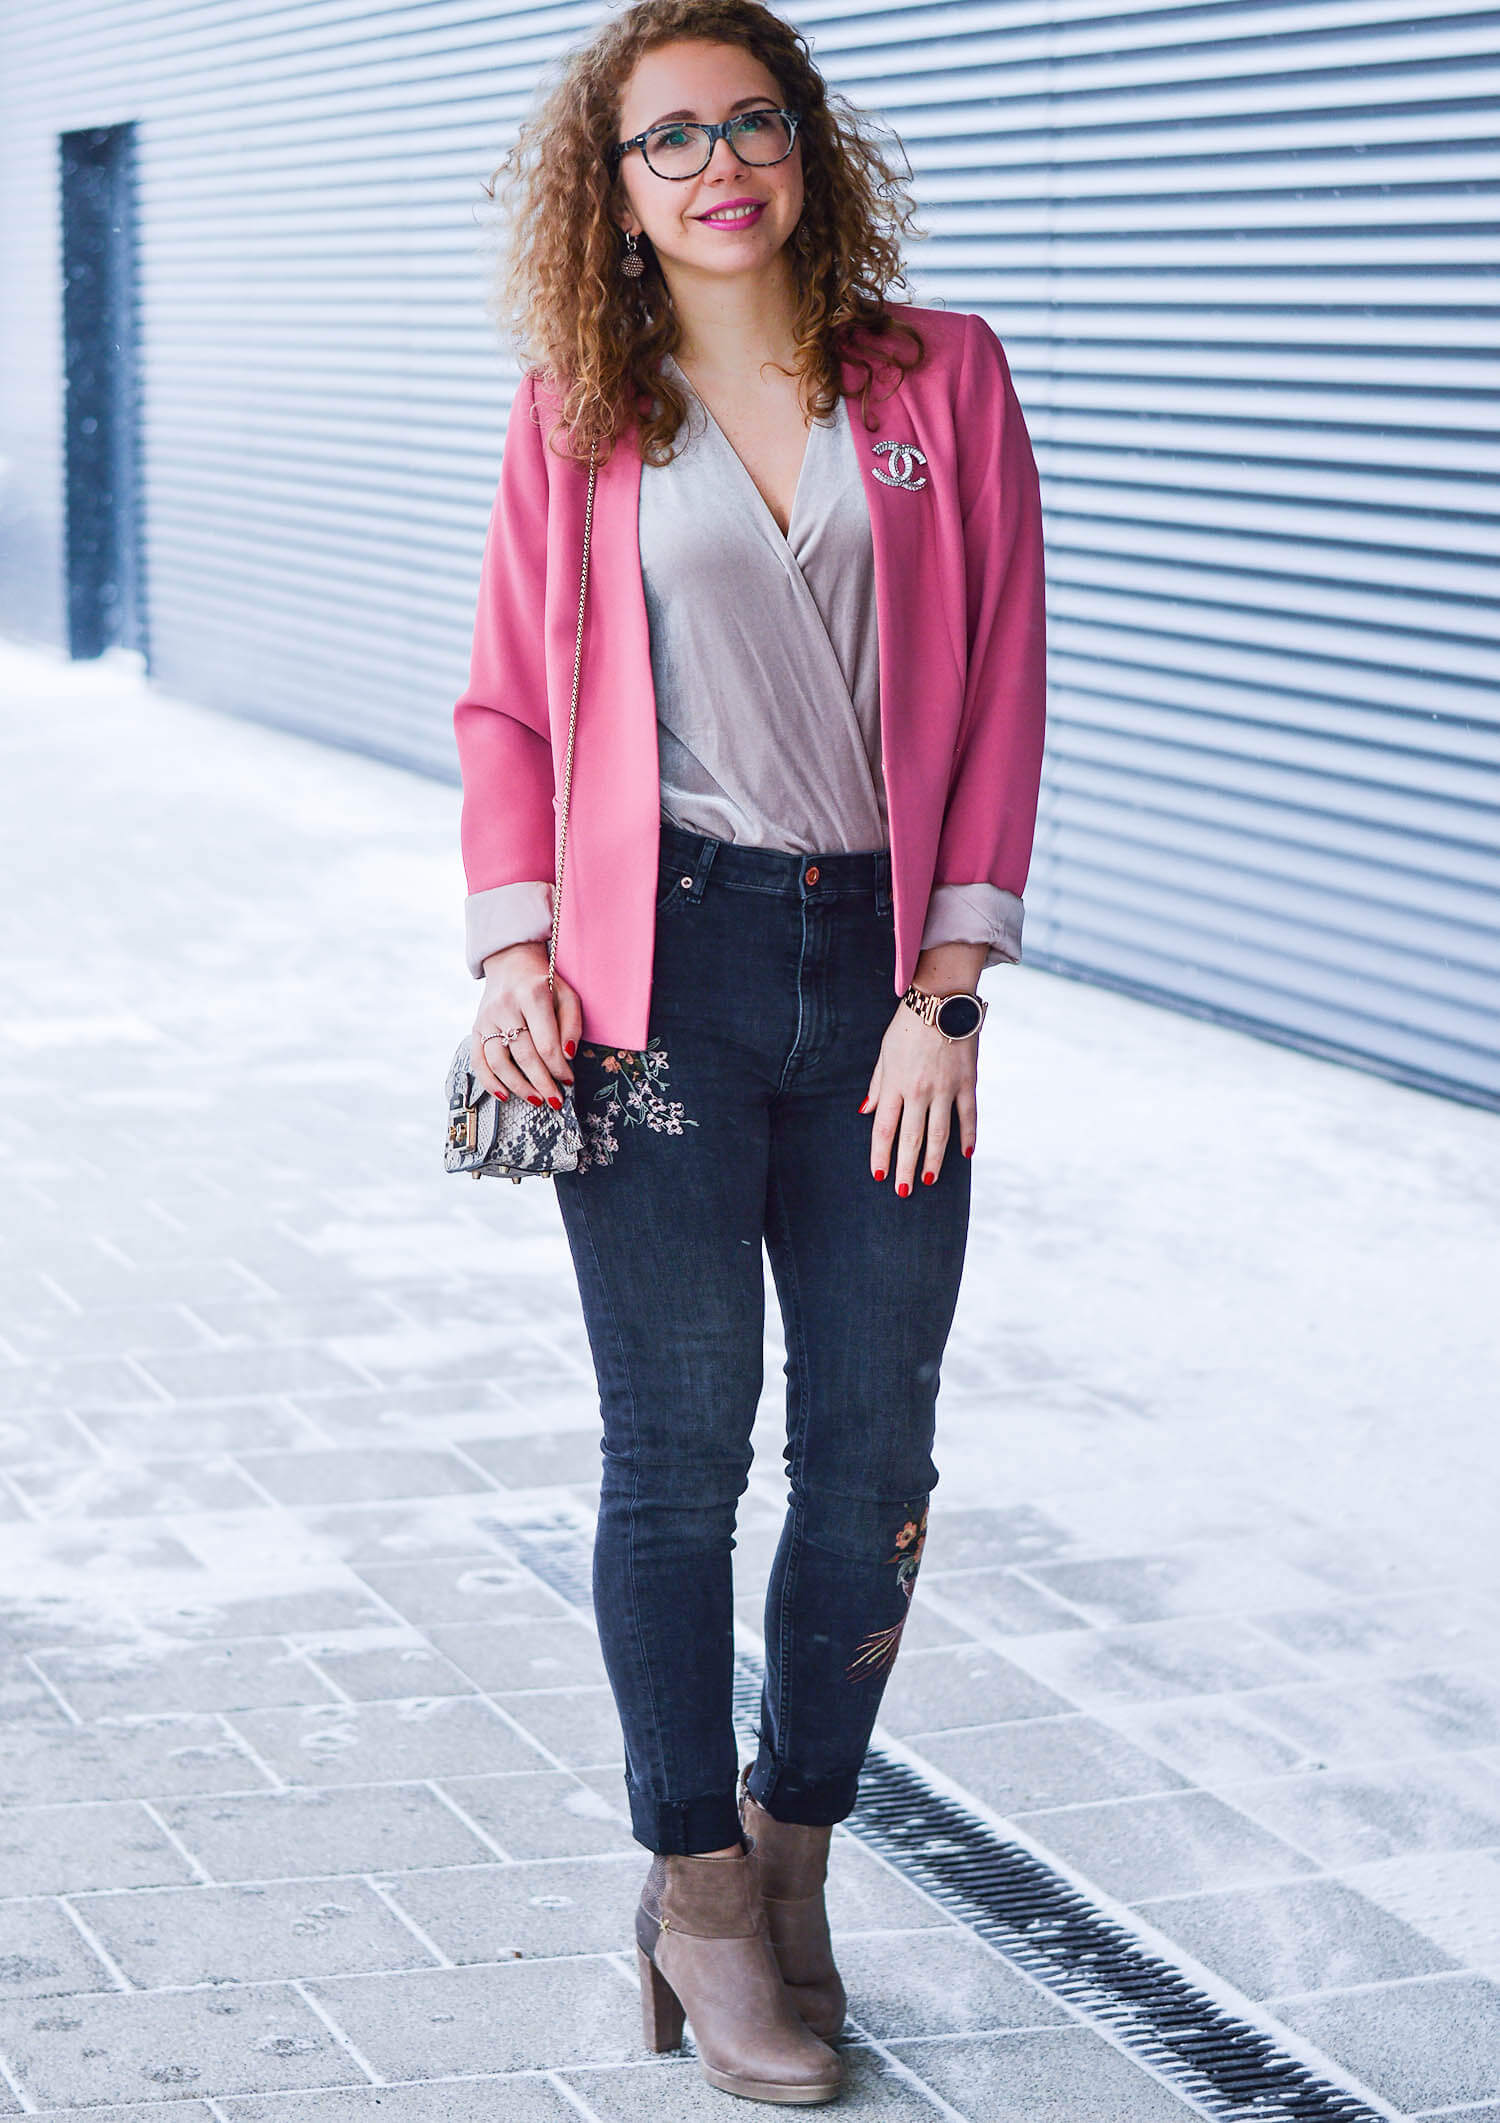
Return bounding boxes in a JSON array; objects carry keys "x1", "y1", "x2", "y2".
[
  {"x1": 804, "y1": 865, "x2": 820, "y2": 886},
  {"x1": 680, "y1": 875, "x2": 693, "y2": 889}
]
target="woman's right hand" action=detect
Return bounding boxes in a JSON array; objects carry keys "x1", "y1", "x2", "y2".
[{"x1": 473, "y1": 942, "x2": 581, "y2": 1110}]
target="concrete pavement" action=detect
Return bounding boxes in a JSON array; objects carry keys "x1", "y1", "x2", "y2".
[{"x1": 1, "y1": 637, "x2": 1498, "y2": 2119}]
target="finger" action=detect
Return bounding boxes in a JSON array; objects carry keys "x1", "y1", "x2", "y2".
[
  {"x1": 554, "y1": 978, "x2": 584, "y2": 1065},
  {"x1": 869, "y1": 1094, "x2": 900, "y2": 1183},
  {"x1": 956, "y1": 1084, "x2": 978, "y2": 1160},
  {"x1": 471, "y1": 1031, "x2": 512, "y2": 1102},
  {"x1": 529, "y1": 986, "x2": 574, "y2": 1091},
  {"x1": 495, "y1": 1023, "x2": 551, "y2": 1107},
  {"x1": 512, "y1": 1013, "x2": 567, "y2": 1110},
  {"x1": 921, "y1": 1097, "x2": 952, "y2": 1186},
  {"x1": 481, "y1": 1021, "x2": 536, "y2": 1101},
  {"x1": 893, "y1": 1096, "x2": 930, "y2": 1198},
  {"x1": 859, "y1": 1056, "x2": 882, "y2": 1118}
]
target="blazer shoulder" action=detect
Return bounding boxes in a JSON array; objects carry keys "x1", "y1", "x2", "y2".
[
  {"x1": 866, "y1": 301, "x2": 961, "y2": 371},
  {"x1": 881, "y1": 304, "x2": 1015, "y2": 407},
  {"x1": 948, "y1": 310, "x2": 1021, "y2": 429},
  {"x1": 501, "y1": 363, "x2": 544, "y2": 447},
  {"x1": 503, "y1": 363, "x2": 584, "y2": 486},
  {"x1": 892, "y1": 301, "x2": 968, "y2": 344}
]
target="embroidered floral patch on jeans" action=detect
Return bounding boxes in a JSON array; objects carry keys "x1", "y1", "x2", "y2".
[
  {"x1": 846, "y1": 1504, "x2": 928, "y2": 1680},
  {"x1": 572, "y1": 1036, "x2": 699, "y2": 1172}
]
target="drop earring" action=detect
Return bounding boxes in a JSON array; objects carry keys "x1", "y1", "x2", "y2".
[{"x1": 620, "y1": 229, "x2": 645, "y2": 279}]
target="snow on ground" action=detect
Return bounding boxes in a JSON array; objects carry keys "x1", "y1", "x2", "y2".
[{"x1": 1, "y1": 635, "x2": 1498, "y2": 2117}]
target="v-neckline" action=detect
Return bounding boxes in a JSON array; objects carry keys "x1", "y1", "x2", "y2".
[{"x1": 665, "y1": 354, "x2": 825, "y2": 549}]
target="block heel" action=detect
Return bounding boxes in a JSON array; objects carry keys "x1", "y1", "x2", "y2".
[
  {"x1": 633, "y1": 1841, "x2": 843, "y2": 2103},
  {"x1": 637, "y1": 1942, "x2": 686, "y2": 2052}
]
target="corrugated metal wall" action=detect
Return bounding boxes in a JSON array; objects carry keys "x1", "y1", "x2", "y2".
[
  {"x1": 0, "y1": 0, "x2": 594, "y2": 772},
  {"x1": 800, "y1": 0, "x2": 1500, "y2": 1102},
  {"x1": 1, "y1": 1, "x2": 1496, "y2": 1100}
]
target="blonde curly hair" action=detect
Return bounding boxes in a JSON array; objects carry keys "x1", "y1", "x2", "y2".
[{"x1": 484, "y1": 0, "x2": 929, "y2": 465}]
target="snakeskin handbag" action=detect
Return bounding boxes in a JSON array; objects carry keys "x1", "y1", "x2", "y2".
[{"x1": 444, "y1": 440, "x2": 597, "y2": 1183}]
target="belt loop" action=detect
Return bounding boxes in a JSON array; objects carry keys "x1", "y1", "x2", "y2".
[
  {"x1": 875, "y1": 849, "x2": 893, "y2": 918},
  {"x1": 688, "y1": 834, "x2": 718, "y2": 901}
]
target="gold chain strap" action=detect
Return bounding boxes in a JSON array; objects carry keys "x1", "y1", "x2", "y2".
[{"x1": 546, "y1": 439, "x2": 598, "y2": 996}]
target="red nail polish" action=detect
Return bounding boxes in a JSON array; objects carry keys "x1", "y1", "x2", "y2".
[
  {"x1": 528, "y1": 1095, "x2": 543, "y2": 1106},
  {"x1": 548, "y1": 1097, "x2": 562, "y2": 1110},
  {"x1": 497, "y1": 1089, "x2": 509, "y2": 1101},
  {"x1": 858, "y1": 1098, "x2": 869, "y2": 1113},
  {"x1": 923, "y1": 1172, "x2": 935, "y2": 1185},
  {"x1": 963, "y1": 1144, "x2": 974, "y2": 1158},
  {"x1": 565, "y1": 1040, "x2": 576, "y2": 1057},
  {"x1": 897, "y1": 1182, "x2": 910, "y2": 1198},
  {"x1": 873, "y1": 1169, "x2": 885, "y2": 1183}
]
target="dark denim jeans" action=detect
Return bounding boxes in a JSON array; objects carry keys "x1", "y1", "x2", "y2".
[{"x1": 553, "y1": 822, "x2": 971, "y2": 1855}]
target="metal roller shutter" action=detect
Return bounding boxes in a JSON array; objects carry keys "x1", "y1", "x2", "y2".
[
  {"x1": 797, "y1": 0, "x2": 1500, "y2": 1102},
  {"x1": 1, "y1": 0, "x2": 600, "y2": 776}
]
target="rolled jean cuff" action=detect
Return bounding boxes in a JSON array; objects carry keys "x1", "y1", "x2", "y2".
[
  {"x1": 627, "y1": 1777, "x2": 744, "y2": 1856},
  {"x1": 746, "y1": 1753, "x2": 861, "y2": 1827}
]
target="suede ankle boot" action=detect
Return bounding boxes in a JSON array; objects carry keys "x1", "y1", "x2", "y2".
[
  {"x1": 739, "y1": 1776, "x2": 848, "y2": 2043},
  {"x1": 634, "y1": 1832, "x2": 843, "y2": 2104}
]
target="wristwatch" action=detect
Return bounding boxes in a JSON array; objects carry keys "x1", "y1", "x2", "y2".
[{"x1": 901, "y1": 981, "x2": 988, "y2": 1042}]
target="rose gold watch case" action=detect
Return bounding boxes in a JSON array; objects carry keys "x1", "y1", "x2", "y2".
[{"x1": 901, "y1": 983, "x2": 988, "y2": 1042}]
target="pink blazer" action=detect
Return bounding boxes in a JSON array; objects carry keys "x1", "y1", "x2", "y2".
[{"x1": 454, "y1": 302, "x2": 1046, "y2": 1051}]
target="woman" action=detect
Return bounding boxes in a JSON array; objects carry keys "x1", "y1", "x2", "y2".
[{"x1": 454, "y1": 0, "x2": 1045, "y2": 2102}]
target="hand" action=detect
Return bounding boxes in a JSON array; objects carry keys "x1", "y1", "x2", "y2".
[
  {"x1": 860, "y1": 945, "x2": 985, "y2": 1194},
  {"x1": 473, "y1": 942, "x2": 581, "y2": 1111}
]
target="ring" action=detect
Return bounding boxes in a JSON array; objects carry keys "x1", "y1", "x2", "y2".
[{"x1": 481, "y1": 1026, "x2": 525, "y2": 1048}]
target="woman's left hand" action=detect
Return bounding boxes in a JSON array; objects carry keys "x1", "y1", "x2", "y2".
[{"x1": 860, "y1": 944, "x2": 987, "y2": 1194}]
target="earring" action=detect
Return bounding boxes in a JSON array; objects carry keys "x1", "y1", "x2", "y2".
[{"x1": 620, "y1": 230, "x2": 645, "y2": 279}]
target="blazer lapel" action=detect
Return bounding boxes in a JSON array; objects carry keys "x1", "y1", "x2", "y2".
[
  {"x1": 840, "y1": 335, "x2": 964, "y2": 878},
  {"x1": 579, "y1": 339, "x2": 961, "y2": 888},
  {"x1": 568, "y1": 420, "x2": 661, "y2": 864}
]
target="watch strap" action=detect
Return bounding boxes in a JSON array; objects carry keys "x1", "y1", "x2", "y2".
[{"x1": 901, "y1": 981, "x2": 942, "y2": 1031}]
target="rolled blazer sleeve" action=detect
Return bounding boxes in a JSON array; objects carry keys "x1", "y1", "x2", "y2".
[
  {"x1": 919, "y1": 880, "x2": 1024, "y2": 965},
  {"x1": 927, "y1": 313, "x2": 1046, "y2": 965},
  {"x1": 453, "y1": 368, "x2": 558, "y2": 979}
]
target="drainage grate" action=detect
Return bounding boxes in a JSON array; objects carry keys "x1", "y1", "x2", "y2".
[
  {"x1": 504, "y1": 1514, "x2": 597, "y2": 1612},
  {"x1": 502, "y1": 1511, "x2": 1386, "y2": 2123},
  {"x1": 797, "y1": 1705, "x2": 1383, "y2": 2121}
]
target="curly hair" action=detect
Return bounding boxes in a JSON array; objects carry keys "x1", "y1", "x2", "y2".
[{"x1": 483, "y1": 0, "x2": 929, "y2": 466}]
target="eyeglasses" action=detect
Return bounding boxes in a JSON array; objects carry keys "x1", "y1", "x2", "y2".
[{"x1": 608, "y1": 106, "x2": 801, "y2": 181}]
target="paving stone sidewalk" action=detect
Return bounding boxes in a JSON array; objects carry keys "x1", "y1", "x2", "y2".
[{"x1": 1, "y1": 639, "x2": 1498, "y2": 2120}]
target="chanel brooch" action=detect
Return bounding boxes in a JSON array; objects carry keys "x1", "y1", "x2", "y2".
[{"x1": 872, "y1": 439, "x2": 928, "y2": 491}]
